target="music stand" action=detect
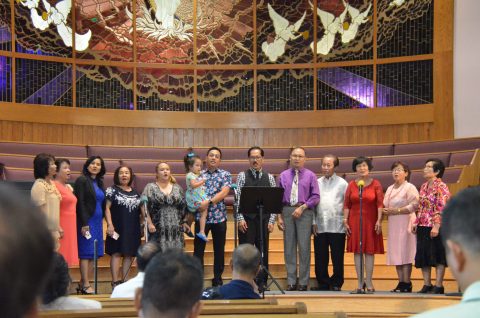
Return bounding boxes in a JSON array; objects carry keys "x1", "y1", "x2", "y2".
[{"x1": 239, "y1": 186, "x2": 285, "y2": 296}]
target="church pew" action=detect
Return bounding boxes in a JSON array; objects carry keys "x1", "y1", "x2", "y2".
[
  {"x1": 394, "y1": 137, "x2": 480, "y2": 155},
  {"x1": 0, "y1": 141, "x2": 87, "y2": 158},
  {"x1": 97, "y1": 298, "x2": 278, "y2": 308},
  {"x1": 449, "y1": 150, "x2": 476, "y2": 166},
  {"x1": 39, "y1": 301, "x2": 308, "y2": 317},
  {"x1": 306, "y1": 144, "x2": 394, "y2": 158}
]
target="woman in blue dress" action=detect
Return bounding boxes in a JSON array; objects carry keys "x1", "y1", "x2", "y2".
[{"x1": 74, "y1": 156, "x2": 106, "y2": 294}]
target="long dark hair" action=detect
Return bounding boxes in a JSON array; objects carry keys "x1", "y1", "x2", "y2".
[{"x1": 82, "y1": 156, "x2": 106, "y2": 188}]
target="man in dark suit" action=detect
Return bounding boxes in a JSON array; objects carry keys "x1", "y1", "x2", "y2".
[{"x1": 235, "y1": 146, "x2": 276, "y2": 291}]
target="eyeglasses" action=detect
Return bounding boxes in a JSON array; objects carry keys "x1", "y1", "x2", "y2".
[
  {"x1": 249, "y1": 156, "x2": 263, "y2": 161},
  {"x1": 392, "y1": 168, "x2": 405, "y2": 173}
]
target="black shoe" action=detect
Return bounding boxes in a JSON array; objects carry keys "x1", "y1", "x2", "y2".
[
  {"x1": 111, "y1": 280, "x2": 124, "y2": 288},
  {"x1": 400, "y1": 282, "x2": 412, "y2": 293},
  {"x1": 297, "y1": 285, "x2": 308, "y2": 291},
  {"x1": 431, "y1": 286, "x2": 444, "y2": 294},
  {"x1": 391, "y1": 282, "x2": 403, "y2": 292},
  {"x1": 76, "y1": 284, "x2": 94, "y2": 295},
  {"x1": 417, "y1": 285, "x2": 433, "y2": 293},
  {"x1": 310, "y1": 286, "x2": 330, "y2": 291},
  {"x1": 286, "y1": 284, "x2": 297, "y2": 291},
  {"x1": 211, "y1": 278, "x2": 223, "y2": 287},
  {"x1": 332, "y1": 286, "x2": 342, "y2": 291}
]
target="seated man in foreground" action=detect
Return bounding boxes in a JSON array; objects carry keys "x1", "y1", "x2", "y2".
[
  {"x1": 111, "y1": 242, "x2": 161, "y2": 298},
  {"x1": 202, "y1": 243, "x2": 261, "y2": 299},
  {"x1": 135, "y1": 249, "x2": 204, "y2": 318},
  {"x1": 414, "y1": 186, "x2": 480, "y2": 318}
]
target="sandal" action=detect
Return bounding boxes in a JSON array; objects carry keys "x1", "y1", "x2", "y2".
[
  {"x1": 365, "y1": 288, "x2": 375, "y2": 294},
  {"x1": 76, "y1": 284, "x2": 94, "y2": 295},
  {"x1": 350, "y1": 288, "x2": 365, "y2": 294},
  {"x1": 111, "y1": 280, "x2": 124, "y2": 288}
]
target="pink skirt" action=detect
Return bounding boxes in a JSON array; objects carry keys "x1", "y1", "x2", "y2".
[{"x1": 387, "y1": 213, "x2": 416, "y2": 265}]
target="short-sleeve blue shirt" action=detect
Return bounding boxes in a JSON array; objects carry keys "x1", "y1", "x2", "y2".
[{"x1": 196, "y1": 168, "x2": 232, "y2": 224}]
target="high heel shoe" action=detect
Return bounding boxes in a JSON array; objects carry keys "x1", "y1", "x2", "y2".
[
  {"x1": 76, "y1": 284, "x2": 94, "y2": 295},
  {"x1": 400, "y1": 282, "x2": 412, "y2": 293},
  {"x1": 391, "y1": 282, "x2": 404, "y2": 292},
  {"x1": 350, "y1": 282, "x2": 366, "y2": 294},
  {"x1": 417, "y1": 284, "x2": 433, "y2": 293},
  {"x1": 365, "y1": 282, "x2": 375, "y2": 294}
]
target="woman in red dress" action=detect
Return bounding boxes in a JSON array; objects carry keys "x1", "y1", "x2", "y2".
[
  {"x1": 54, "y1": 158, "x2": 79, "y2": 266},
  {"x1": 344, "y1": 156, "x2": 384, "y2": 294}
]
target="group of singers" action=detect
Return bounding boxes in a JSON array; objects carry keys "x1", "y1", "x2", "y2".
[{"x1": 30, "y1": 146, "x2": 451, "y2": 295}]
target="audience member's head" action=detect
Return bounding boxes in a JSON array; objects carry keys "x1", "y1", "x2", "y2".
[
  {"x1": 231, "y1": 244, "x2": 261, "y2": 279},
  {"x1": 0, "y1": 183, "x2": 54, "y2": 318},
  {"x1": 441, "y1": 186, "x2": 480, "y2": 292},
  {"x1": 136, "y1": 249, "x2": 203, "y2": 318},
  {"x1": 42, "y1": 253, "x2": 71, "y2": 305},
  {"x1": 136, "y1": 242, "x2": 161, "y2": 272}
]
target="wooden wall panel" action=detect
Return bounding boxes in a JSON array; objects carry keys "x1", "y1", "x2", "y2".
[{"x1": 0, "y1": 120, "x2": 435, "y2": 147}]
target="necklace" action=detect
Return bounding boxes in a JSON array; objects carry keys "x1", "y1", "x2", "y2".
[{"x1": 39, "y1": 179, "x2": 62, "y2": 200}]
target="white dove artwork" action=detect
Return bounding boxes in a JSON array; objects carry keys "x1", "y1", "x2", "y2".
[
  {"x1": 149, "y1": 0, "x2": 181, "y2": 29},
  {"x1": 18, "y1": 0, "x2": 92, "y2": 52},
  {"x1": 311, "y1": 0, "x2": 371, "y2": 56},
  {"x1": 261, "y1": 3, "x2": 306, "y2": 62}
]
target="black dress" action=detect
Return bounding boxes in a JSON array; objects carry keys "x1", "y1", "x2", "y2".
[{"x1": 105, "y1": 186, "x2": 141, "y2": 256}]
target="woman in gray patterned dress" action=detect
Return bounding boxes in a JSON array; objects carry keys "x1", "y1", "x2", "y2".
[{"x1": 143, "y1": 162, "x2": 190, "y2": 251}]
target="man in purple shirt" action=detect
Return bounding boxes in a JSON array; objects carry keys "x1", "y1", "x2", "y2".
[{"x1": 278, "y1": 147, "x2": 320, "y2": 291}]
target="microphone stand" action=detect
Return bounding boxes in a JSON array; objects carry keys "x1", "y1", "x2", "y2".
[
  {"x1": 232, "y1": 184, "x2": 239, "y2": 248},
  {"x1": 93, "y1": 239, "x2": 98, "y2": 294},
  {"x1": 358, "y1": 183, "x2": 364, "y2": 293}
]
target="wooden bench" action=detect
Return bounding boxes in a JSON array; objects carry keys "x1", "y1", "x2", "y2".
[
  {"x1": 39, "y1": 301, "x2": 308, "y2": 317},
  {"x1": 98, "y1": 298, "x2": 278, "y2": 308}
]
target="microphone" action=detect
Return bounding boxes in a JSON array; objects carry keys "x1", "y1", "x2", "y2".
[
  {"x1": 231, "y1": 183, "x2": 239, "y2": 216},
  {"x1": 231, "y1": 183, "x2": 239, "y2": 202},
  {"x1": 357, "y1": 180, "x2": 365, "y2": 196}
]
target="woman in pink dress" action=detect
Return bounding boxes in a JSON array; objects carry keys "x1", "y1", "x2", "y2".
[
  {"x1": 54, "y1": 158, "x2": 79, "y2": 266},
  {"x1": 383, "y1": 161, "x2": 419, "y2": 293}
]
